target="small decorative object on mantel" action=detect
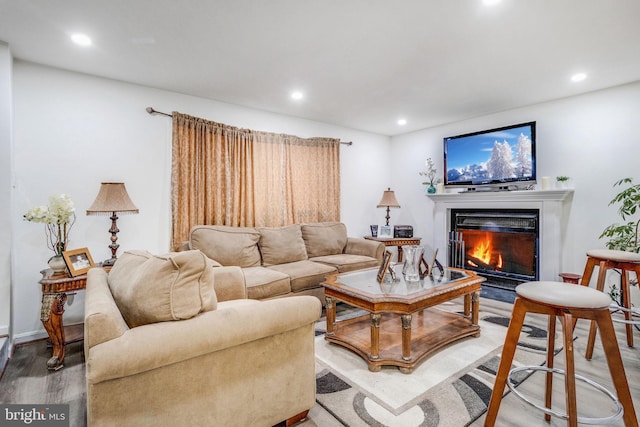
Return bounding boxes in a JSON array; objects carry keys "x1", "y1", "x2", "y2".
[
  {"x1": 555, "y1": 176, "x2": 570, "y2": 189},
  {"x1": 420, "y1": 157, "x2": 440, "y2": 194},
  {"x1": 23, "y1": 194, "x2": 76, "y2": 274}
]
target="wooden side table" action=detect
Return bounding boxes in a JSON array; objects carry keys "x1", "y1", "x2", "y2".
[
  {"x1": 39, "y1": 269, "x2": 87, "y2": 370},
  {"x1": 364, "y1": 236, "x2": 421, "y2": 263}
]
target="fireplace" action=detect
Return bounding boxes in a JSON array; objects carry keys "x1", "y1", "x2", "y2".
[{"x1": 449, "y1": 209, "x2": 539, "y2": 289}]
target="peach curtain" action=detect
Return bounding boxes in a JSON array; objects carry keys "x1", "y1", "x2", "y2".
[{"x1": 171, "y1": 112, "x2": 340, "y2": 250}]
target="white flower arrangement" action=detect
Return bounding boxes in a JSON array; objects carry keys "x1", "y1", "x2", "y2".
[
  {"x1": 24, "y1": 194, "x2": 76, "y2": 255},
  {"x1": 419, "y1": 158, "x2": 440, "y2": 186}
]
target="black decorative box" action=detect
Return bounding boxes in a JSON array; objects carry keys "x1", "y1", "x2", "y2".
[{"x1": 393, "y1": 225, "x2": 413, "y2": 238}]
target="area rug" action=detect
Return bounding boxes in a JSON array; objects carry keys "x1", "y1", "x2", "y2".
[{"x1": 314, "y1": 298, "x2": 555, "y2": 427}]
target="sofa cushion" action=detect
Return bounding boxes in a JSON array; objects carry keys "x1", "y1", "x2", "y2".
[
  {"x1": 257, "y1": 224, "x2": 308, "y2": 266},
  {"x1": 268, "y1": 260, "x2": 337, "y2": 293},
  {"x1": 301, "y1": 222, "x2": 348, "y2": 258},
  {"x1": 310, "y1": 254, "x2": 379, "y2": 273},
  {"x1": 190, "y1": 225, "x2": 261, "y2": 268},
  {"x1": 242, "y1": 266, "x2": 291, "y2": 299},
  {"x1": 108, "y1": 250, "x2": 217, "y2": 328}
]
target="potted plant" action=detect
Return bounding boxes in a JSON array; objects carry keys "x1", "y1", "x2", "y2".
[
  {"x1": 599, "y1": 178, "x2": 640, "y2": 302},
  {"x1": 419, "y1": 158, "x2": 440, "y2": 194},
  {"x1": 600, "y1": 178, "x2": 640, "y2": 253},
  {"x1": 556, "y1": 175, "x2": 570, "y2": 189}
]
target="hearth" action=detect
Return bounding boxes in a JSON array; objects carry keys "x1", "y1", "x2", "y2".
[{"x1": 449, "y1": 209, "x2": 539, "y2": 290}]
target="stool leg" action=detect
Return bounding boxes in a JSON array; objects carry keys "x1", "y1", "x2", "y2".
[
  {"x1": 595, "y1": 309, "x2": 639, "y2": 427},
  {"x1": 544, "y1": 314, "x2": 557, "y2": 422},
  {"x1": 484, "y1": 298, "x2": 527, "y2": 427},
  {"x1": 561, "y1": 312, "x2": 578, "y2": 427},
  {"x1": 579, "y1": 256, "x2": 598, "y2": 287},
  {"x1": 621, "y1": 270, "x2": 634, "y2": 347},
  {"x1": 586, "y1": 260, "x2": 609, "y2": 360}
]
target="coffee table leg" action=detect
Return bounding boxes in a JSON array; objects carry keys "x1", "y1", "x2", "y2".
[
  {"x1": 472, "y1": 291, "x2": 481, "y2": 337},
  {"x1": 401, "y1": 314, "x2": 412, "y2": 361},
  {"x1": 325, "y1": 297, "x2": 335, "y2": 336},
  {"x1": 464, "y1": 293, "x2": 471, "y2": 316},
  {"x1": 370, "y1": 314, "x2": 380, "y2": 360}
]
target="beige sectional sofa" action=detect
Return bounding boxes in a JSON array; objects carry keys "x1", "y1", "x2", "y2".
[
  {"x1": 85, "y1": 250, "x2": 322, "y2": 426},
  {"x1": 186, "y1": 222, "x2": 384, "y2": 301}
]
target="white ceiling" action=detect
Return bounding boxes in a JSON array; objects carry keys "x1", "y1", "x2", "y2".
[{"x1": 1, "y1": 0, "x2": 639, "y2": 136}]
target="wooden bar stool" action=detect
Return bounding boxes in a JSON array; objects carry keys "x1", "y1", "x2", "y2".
[
  {"x1": 484, "y1": 281, "x2": 638, "y2": 427},
  {"x1": 580, "y1": 249, "x2": 640, "y2": 359}
]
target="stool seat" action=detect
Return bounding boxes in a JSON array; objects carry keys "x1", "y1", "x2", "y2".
[
  {"x1": 517, "y1": 281, "x2": 612, "y2": 309},
  {"x1": 586, "y1": 248, "x2": 640, "y2": 262}
]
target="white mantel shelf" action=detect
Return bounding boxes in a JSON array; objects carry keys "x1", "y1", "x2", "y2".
[
  {"x1": 427, "y1": 189, "x2": 573, "y2": 203},
  {"x1": 427, "y1": 189, "x2": 574, "y2": 282}
]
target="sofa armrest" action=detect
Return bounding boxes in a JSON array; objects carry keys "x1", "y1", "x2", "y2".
[
  {"x1": 212, "y1": 265, "x2": 247, "y2": 301},
  {"x1": 86, "y1": 296, "x2": 321, "y2": 385},
  {"x1": 345, "y1": 237, "x2": 384, "y2": 261}
]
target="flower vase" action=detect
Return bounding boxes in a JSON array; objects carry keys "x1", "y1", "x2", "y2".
[
  {"x1": 427, "y1": 184, "x2": 436, "y2": 194},
  {"x1": 48, "y1": 255, "x2": 67, "y2": 275},
  {"x1": 402, "y1": 245, "x2": 424, "y2": 281}
]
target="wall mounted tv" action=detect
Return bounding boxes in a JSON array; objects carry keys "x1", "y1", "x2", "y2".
[{"x1": 443, "y1": 121, "x2": 536, "y2": 189}]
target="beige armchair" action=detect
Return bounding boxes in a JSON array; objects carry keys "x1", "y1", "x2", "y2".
[{"x1": 84, "y1": 250, "x2": 321, "y2": 427}]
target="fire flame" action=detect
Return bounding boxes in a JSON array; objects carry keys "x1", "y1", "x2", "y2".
[{"x1": 469, "y1": 235, "x2": 503, "y2": 269}]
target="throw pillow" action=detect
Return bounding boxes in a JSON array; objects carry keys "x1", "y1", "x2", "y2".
[
  {"x1": 257, "y1": 224, "x2": 308, "y2": 266},
  {"x1": 109, "y1": 250, "x2": 217, "y2": 328}
]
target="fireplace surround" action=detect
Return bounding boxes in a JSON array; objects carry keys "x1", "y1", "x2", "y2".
[{"x1": 429, "y1": 190, "x2": 573, "y2": 287}]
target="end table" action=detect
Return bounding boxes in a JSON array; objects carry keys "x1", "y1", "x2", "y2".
[
  {"x1": 39, "y1": 269, "x2": 87, "y2": 370},
  {"x1": 364, "y1": 236, "x2": 422, "y2": 263}
]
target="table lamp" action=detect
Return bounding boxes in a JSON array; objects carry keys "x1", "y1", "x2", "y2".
[
  {"x1": 86, "y1": 182, "x2": 139, "y2": 266},
  {"x1": 377, "y1": 188, "x2": 401, "y2": 226}
]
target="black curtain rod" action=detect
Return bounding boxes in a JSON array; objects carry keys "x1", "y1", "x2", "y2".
[{"x1": 146, "y1": 107, "x2": 353, "y2": 146}]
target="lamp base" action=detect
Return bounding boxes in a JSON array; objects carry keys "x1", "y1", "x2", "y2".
[{"x1": 101, "y1": 257, "x2": 117, "y2": 267}]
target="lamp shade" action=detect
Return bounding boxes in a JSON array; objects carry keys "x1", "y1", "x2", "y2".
[
  {"x1": 377, "y1": 188, "x2": 401, "y2": 208},
  {"x1": 86, "y1": 182, "x2": 139, "y2": 215}
]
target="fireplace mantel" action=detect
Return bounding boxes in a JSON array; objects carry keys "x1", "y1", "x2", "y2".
[{"x1": 428, "y1": 189, "x2": 574, "y2": 282}]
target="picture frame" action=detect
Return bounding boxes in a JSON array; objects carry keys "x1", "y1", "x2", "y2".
[
  {"x1": 370, "y1": 225, "x2": 379, "y2": 237},
  {"x1": 378, "y1": 225, "x2": 393, "y2": 238},
  {"x1": 376, "y1": 250, "x2": 393, "y2": 283},
  {"x1": 62, "y1": 247, "x2": 95, "y2": 277}
]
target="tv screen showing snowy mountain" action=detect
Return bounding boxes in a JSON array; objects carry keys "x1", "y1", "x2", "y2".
[{"x1": 443, "y1": 121, "x2": 536, "y2": 187}]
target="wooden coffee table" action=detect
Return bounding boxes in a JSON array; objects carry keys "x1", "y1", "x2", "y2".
[{"x1": 322, "y1": 266, "x2": 485, "y2": 373}]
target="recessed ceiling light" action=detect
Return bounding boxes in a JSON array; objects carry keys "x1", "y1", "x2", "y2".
[
  {"x1": 483, "y1": 0, "x2": 501, "y2": 6},
  {"x1": 70, "y1": 33, "x2": 92, "y2": 47},
  {"x1": 571, "y1": 72, "x2": 587, "y2": 82},
  {"x1": 291, "y1": 91, "x2": 304, "y2": 100},
  {"x1": 397, "y1": 119, "x2": 407, "y2": 126}
]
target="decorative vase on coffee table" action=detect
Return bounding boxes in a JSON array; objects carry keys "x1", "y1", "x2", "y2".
[{"x1": 402, "y1": 245, "x2": 424, "y2": 281}]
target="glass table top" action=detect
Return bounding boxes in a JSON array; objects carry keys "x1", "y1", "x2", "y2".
[{"x1": 331, "y1": 264, "x2": 473, "y2": 297}]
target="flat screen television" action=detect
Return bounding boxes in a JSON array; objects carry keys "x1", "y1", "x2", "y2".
[{"x1": 443, "y1": 121, "x2": 536, "y2": 189}]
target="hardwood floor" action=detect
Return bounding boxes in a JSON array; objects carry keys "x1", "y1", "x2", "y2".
[
  {"x1": 1, "y1": 315, "x2": 638, "y2": 427},
  {"x1": 0, "y1": 339, "x2": 86, "y2": 426}
]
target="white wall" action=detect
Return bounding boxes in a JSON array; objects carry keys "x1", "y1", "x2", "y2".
[
  {"x1": 390, "y1": 81, "x2": 640, "y2": 279},
  {"x1": 11, "y1": 61, "x2": 390, "y2": 341},
  {"x1": 11, "y1": 59, "x2": 640, "y2": 341},
  {"x1": 0, "y1": 43, "x2": 12, "y2": 339}
]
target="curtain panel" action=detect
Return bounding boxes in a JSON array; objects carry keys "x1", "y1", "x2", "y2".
[{"x1": 171, "y1": 112, "x2": 341, "y2": 250}]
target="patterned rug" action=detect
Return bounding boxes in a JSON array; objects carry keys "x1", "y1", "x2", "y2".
[{"x1": 314, "y1": 297, "x2": 555, "y2": 427}]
